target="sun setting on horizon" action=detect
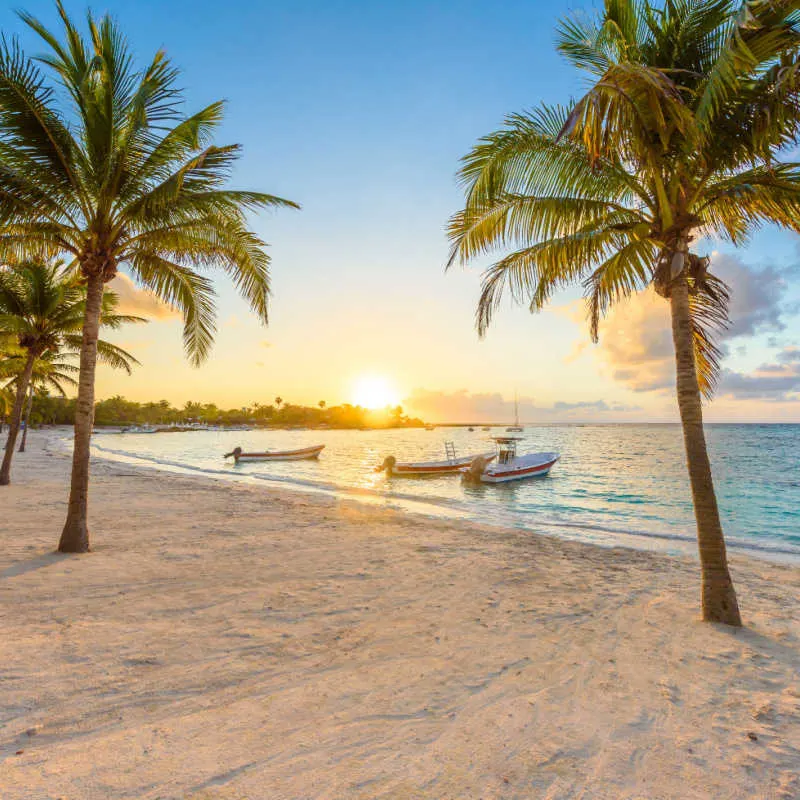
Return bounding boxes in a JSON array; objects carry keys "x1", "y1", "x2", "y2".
[{"x1": 351, "y1": 375, "x2": 400, "y2": 409}]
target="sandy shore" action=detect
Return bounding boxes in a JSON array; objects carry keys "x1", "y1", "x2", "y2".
[{"x1": 1, "y1": 432, "x2": 799, "y2": 799}]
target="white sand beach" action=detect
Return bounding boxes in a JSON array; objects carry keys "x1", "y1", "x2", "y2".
[{"x1": 1, "y1": 432, "x2": 799, "y2": 799}]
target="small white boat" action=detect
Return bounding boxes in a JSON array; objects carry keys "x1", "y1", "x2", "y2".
[
  {"x1": 463, "y1": 437, "x2": 558, "y2": 483},
  {"x1": 378, "y1": 441, "x2": 495, "y2": 476},
  {"x1": 224, "y1": 444, "x2": 324, "y2": 463},
  {"x1": 122, "y1": 425, "x2": 159, "y2": 434}
]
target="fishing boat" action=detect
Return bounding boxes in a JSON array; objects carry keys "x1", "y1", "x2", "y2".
[
  {"x1": 377, "y1": 441, "x2": 495, "y2": 477},
  {"x1": 224, "y1": 444, "x2": 324, "y2": 463},
  {"x1": 506, "y1": 392, "x2": 523, "y2": 432},
  {"x1": 463, "y1": 437, "x2": 558, "y2": 483}
]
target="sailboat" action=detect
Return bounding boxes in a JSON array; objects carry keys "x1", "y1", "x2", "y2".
[{"x1": 506, "y1": 392, "x2": 523, "y2": 432}]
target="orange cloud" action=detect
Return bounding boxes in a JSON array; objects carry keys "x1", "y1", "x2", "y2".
[
  {"x1": 595, "y1": 288, "x2": 674, "y2": 393},
  {"x1": 590, "y1": 254, "x2": 792, "y2": 394},
  {"x1": 403, "y1": 389, "x2": 639, "y2": 423},
  {"x1": 107, "y1": 273, "x2": 180, "y2": 320}
]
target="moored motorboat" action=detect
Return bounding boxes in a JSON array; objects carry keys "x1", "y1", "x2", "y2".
[
  {"x1": 463, "y1": 437, "x2": 558, "y2": 483},
  {"x1": 224, "y1": 444, "x2": 324, "y2": 463},
  {"x1": 378, "y1": 441, "x2": 495, "y2": 476}
]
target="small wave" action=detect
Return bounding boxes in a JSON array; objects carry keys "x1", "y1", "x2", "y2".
[
  {"x1": 91, "y1": 440, "x2": 476, "y2": 516},
  {"x1": 87, "y1": 436, "x2": 800, "y2": 565}
]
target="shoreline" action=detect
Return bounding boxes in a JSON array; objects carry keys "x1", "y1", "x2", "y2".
[
  {"x1": 1, "y1": 432, "x2": 799, "y2": 798},
  {"x1": 49, "y1": 426, "x2": 800, "y2": 566}
]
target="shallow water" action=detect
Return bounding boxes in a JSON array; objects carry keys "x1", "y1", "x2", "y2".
[{"x1": 84, "y1": 424, "x2": 800, "y2": 562}]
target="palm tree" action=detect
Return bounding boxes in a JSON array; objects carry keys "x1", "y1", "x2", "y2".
[
  {"x1": 0, "y1": 382, "x2": 12, "y2": 433},
  {"x1": 0, "y1": 3, "x2": 297, "y2": 551},
  {"x1": 447, "y1": 0, "x2": 800, "y2": 626},
  {"x1": 11, "y1": 354, "x2": 77, "y2": 451},
  {"x1": 0, "y1": 262, "x2": 140, "y2": 483},
  {"x1": 275, "y1": 396, "x2": 283, "y2": 409}
]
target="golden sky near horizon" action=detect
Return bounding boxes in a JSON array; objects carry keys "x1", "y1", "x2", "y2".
[{"x1": 95, "y1": 249, "x2": 800, "y2": 425}]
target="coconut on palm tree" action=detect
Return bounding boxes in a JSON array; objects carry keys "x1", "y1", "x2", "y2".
[
  {"x1": 0, "y1": 262, "x2": 140, "y2": 483},
  {"x1": 448, "y1": 0, "x2": 800, "y2": 626},
  {"x1": 0, "y1": 2, "x2": 297, "y2": 551}
]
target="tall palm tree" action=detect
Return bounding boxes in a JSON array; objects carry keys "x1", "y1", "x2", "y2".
[
  {"x1": 19, "y1": 359, "x2": 77, "y2": 452},
  {"x1": 448, "y1": 0, "x2": 800, "y2": 626},
  {"x1": 6, "y1": 351, "x2": 98, "y2": 452},
  {"x1": 0, "y1": 262, "x2": 140, "y2": 483},
  {"x1": 0, "y1": 384, "x2": 12, "y2": 433},
  {"x1": 0, "y1": 2, "x2": 297, "y2": 551},
  {"x1": 0, "y1": 352, "x2": 78, "y2": 453}
]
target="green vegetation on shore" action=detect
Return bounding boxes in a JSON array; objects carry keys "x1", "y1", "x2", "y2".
[{"x1": 22, "y1": 394, "x2": 423, "y2": 430}]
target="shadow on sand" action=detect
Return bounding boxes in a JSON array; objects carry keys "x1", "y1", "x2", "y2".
[{"x1": 1, "y1": 551, "x2": 69, "y2": 579}]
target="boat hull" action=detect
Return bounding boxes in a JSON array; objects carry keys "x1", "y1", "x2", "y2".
[
  {"x1": 390, "y1": 452, "x2": 495, "y2": 476},
  {"x1": 474, "y1": 452, "x2": 559, "y2": 483},
  {"x1": 233, "y1": 444, "x2": 325, "y2": 462}
]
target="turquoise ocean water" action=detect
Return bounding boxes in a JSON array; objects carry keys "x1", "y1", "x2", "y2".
[{"x1": 83, "y1": 424, "x2": 800, "y2": 562}]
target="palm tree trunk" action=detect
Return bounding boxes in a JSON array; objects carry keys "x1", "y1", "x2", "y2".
[
  {"x1": 18, "y1": 383, "x2": 35, "y2": 452},
  {"x1": 0, "y1": 351, "x2": 36, "y2": 485},
  {"x1": 58, "y1": 273, "x2": 104, "y2": 553},
  {"x1": 669, "y1": 277, "x2": 741, "y2": 626}
]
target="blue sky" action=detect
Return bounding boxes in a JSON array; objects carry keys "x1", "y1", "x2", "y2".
[{"x1": 3, "y1": 0, "x2": 800, "y2": 421}]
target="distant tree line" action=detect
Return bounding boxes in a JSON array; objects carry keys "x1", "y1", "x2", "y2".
[{"x1": 16, "y1": 394, "x2": 424, "y2": 430}]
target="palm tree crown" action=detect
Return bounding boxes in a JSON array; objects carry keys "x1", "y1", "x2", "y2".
[
  {"x1": 0, "y1": 0, "x2": 298, "y2": 363},
  {"x1": 449, "y1": 0, "x2": 800, "y2": 395},
  {"x1": 0, "y1": 262, "x2": 139, "y2": 369},
  {"x1": 0, "y1": 261, "x2": 140, "y2": 482}
]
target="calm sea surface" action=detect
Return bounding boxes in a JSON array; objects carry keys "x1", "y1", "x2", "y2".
[{"x1": 82, "y1": 424, "x2": 800, "y2": 562}]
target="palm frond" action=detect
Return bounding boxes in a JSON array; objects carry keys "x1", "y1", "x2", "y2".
[{"x1": 127, "y1": 252, "x2": 216, "y2": 365}]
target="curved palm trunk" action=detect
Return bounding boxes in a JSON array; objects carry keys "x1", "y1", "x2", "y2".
[
  {"x1": 669, "y1": 278, "x2": 741, "y2": 626},
  {"x1": 18, "y1": 383, "x2": 35, "y2": 453},
  {"x1": 0, "y1": 351, "x2": 36, "y2": 485},
  {"x1": 58, "y1": 274, "x2": 104, "y2": 553}
]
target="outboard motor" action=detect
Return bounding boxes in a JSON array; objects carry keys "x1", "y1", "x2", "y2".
[
  {"x1": 376, "y1": 455, "x2": 396, "y2": 473},
  {"x1": 224, "y1": 446, "x2": 243, "y2": 460},
  {"x1": 463, "y1": 454, "x2": 490, "y2": 482}
]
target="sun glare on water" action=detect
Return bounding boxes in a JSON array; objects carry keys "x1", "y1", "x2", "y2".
[{"x1": 352, "y1": 375, "x2": 399, "y2": 409}]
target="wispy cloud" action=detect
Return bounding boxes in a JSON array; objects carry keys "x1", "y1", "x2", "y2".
[
  {"x1": 591, "y1": 253, "x2": 795, "y2": 394},
  {"x1": 403, "y1": 389, "x2": 640, "y2": 422},
  {"x1": 108, "y1": 273, "x2": 180, "y2": 321},
  {"x1": 719, "y1": 347, "x2": 800, "y2": 401}
]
